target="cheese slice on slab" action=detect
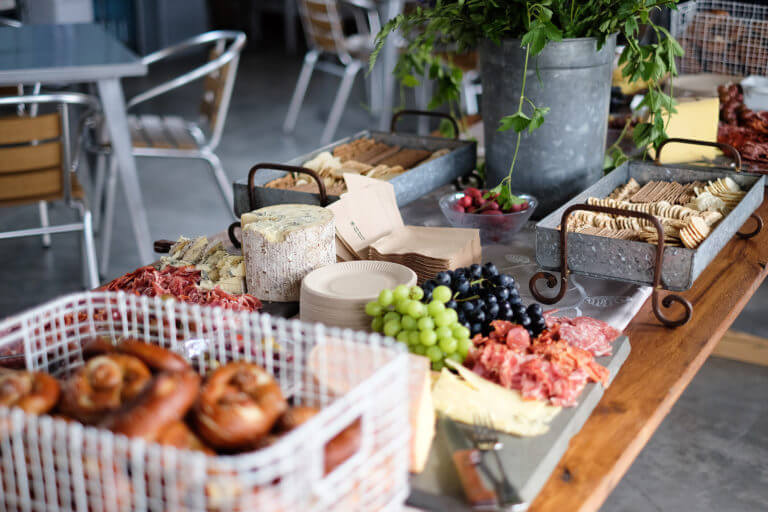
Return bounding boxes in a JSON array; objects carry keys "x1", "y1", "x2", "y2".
[
  {"x1": 408, "y1": 354, "x2": 435, "y2": 474},
  {"x1": 432, "y1": 361, "x2": 561, "y2": 437}
]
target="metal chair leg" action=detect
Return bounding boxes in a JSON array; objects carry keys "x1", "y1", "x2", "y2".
[
  {"x1": 99, "y1": 157, "x2": 119, "y2": 277},
  {"x1": 81, "y1": 209, "x2": 99, "y2": 289},
  {"x1": 201, "y1": 151, "x2": 235, "y2": 217},
  {"x1": 92, "y1": 152, "x2": 108, "y2": 232},
  {"x1": 38, "y1": 201, "x2": 51, "y2": 248},
  {"x1": 321, "y1": 61, "x2": 362, "y2": 145},
  {"x1": 283, "y1": 50, "x2": 320, "y2": 134}
]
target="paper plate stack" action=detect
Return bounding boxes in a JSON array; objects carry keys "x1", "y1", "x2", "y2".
[{"x1": 300, "y1": 261, "x2": 417, "y2": 330}]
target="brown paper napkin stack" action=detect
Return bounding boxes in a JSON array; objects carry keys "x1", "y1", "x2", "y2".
[
  {"x1": 368, "y1": 225, "x2": 481, "y2": 283},
  {"x1": 328, "y1": 175, "x2": 481, "y2": 281}
]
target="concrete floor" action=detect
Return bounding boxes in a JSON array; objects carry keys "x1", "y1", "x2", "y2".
[{"x1": 0, "y1": 40, "x2": 766, "y2": 511}]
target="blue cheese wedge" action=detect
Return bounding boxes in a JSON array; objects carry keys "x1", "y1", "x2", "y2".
[
  {"x1": 241, "y1": 204, "x2": 334, "y2": 301},
  {"x1": 161, "y1": 236, "x2": 245, "y2": 294}
]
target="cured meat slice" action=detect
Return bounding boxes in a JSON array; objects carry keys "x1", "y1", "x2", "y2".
[
  {"x1": 468, "y1": 317, "x2": 617, "y2": 407},
  {"x1": 544, "y1": 313, "x2": 619, "y2": 357}
]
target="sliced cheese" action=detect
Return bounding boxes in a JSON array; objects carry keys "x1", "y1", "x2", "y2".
[
  {"x1": 432, "y1": 361, "x2": 561, "y2": 437},
  {"x1": 408, "y1": 354, "x2": 435, "y2": 474}
]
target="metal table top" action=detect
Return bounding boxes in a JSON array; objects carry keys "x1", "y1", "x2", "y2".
[{"x1": 0, "y1": 23, "x2": 146, "y2": 84}]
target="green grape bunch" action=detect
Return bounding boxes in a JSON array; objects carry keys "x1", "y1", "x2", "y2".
[{"x1": 366, "y1": 284, "x2": 471, "y2": 371}]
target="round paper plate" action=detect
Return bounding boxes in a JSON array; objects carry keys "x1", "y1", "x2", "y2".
[{"x1": 301, "y1": 261, "x2": 417, "y2": 301}]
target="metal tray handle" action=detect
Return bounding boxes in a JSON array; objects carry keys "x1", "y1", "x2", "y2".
[
  {"x1": 390, "y1": 109, "x2": 460, "y2": 140},
  {"x1": 529, "y1": 204, "x2": 693, "y2": 328},
  {"x1": 654, "y1": 138, "x2": 742, "y2": 171},
  {"x1": 247, "y1": 162, "x2": 329, "y2": 210},
  {"x1": 228, "y1": 163, "x2": 330, "y2": 249}
]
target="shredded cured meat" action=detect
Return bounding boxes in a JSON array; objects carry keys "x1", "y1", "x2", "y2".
[
  {"x1": 717, "y1": 84, "x2": 768, "y2": 169},
  {"x1": 466, "y1": 317, "x2": 619, "y2": 407},
  {"x1": 101, "y1": 265, "x2": 261, "y2": 312}
]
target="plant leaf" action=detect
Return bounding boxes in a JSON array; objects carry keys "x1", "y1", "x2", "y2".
[{"x1": 498, "y1": 111, "x2": 531, "y2": 133}]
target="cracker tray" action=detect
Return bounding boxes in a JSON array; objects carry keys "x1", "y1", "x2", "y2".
[{"x1": 233, "y1": 111, "x2": 476, "y2": 215}]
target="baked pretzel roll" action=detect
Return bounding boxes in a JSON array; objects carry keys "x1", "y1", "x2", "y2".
[
  {"x1": 81, "y1": 336, "x2": 116, "y2": 358},
  {"x1": 324, "y1": 419, "x2": 362, "y2": 475},
  {"x1": 115, "y1": 339, "x2": 191, "y2": 373},
  {"x1": 100, "y1": 370, "x2": 200, "y2": 442},
  {"x1": 59, "y1": 354, "x2": 152, "y2": 424},
  {"x1": 193, "y1": 362, "x2": 287, "y2": 450},
  {"x1": 275, "y1": 406, "x2": 319, "y2": 433},
  {"x1": 156, "y1": 420, "x2": 215, "y2": 455},
  {"x1": 0, "y1": 369, "x2": 60, "y2": 414}
]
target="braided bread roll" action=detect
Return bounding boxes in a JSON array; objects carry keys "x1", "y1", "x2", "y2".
[
  {"x1": 59, "y1": 354, "x2": 152, "y2": 424},
  {"x1": 193, "y1": 362, "x2": 287, "y2": 450},
  {"x1": 0, "y1": 369, "x2": 60, "y2": 414}
]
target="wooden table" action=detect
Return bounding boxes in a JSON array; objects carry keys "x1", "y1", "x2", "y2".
[{"x1": 530, "y1": 196, "x2": 768, "y2": 511}]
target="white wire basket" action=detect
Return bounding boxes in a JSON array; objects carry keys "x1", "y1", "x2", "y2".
[
  {"x1": 672, "y1": 0, "x2": 768, "y2": 76},
  {"x1": 0, "y1": 291, "x2": 410, "y2": 512}
]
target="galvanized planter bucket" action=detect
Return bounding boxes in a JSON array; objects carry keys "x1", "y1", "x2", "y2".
[{"x1": 480, "y1": 35, "x2": 617, "y2": 217}]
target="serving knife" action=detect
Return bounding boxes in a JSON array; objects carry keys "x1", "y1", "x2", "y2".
[{"x1": 439, "y1": 414, "x2": 498, "y2": 510}]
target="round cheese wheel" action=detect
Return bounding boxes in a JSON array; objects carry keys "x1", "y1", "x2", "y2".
[{"x1": 241, "y1": 204, "x2": 335, "y2": 302}]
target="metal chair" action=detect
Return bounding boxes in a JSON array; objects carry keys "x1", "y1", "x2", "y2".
[
  {"x1": 95, "y1": 30, "x2": 246, "y2": 275},
  {"x1": 283, "y1": 0, "x2": 381, "y2": 145},
  {"x1": 0, "y1": 93, "x2": 100, "y2": 289}
]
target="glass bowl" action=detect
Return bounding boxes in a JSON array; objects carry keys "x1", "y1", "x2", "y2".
[{"x1": 439, "y1": 191, "x2": 538, "y2": 244}]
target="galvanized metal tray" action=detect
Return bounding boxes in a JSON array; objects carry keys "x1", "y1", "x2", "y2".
[
  {"x1": 533, "y1": 139, "x2": 765, "y2": 328},
  {"x1": 233, "y1": 111, "x2": 476, "y2": 215},
  {"x1": 535, "y1": 160, "x2": 765, "y2": 291}
]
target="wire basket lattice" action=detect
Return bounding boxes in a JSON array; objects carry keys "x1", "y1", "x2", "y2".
[{"x1": 671, "y1": 0, "x2": 768, "y2": 76}]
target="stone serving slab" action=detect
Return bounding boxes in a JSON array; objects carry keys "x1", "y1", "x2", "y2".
[{"x1": 408, "y1": 335, "x2": 631, "y2": 511}]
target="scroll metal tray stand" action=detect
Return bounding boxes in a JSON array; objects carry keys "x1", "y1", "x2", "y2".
[{"x1": 529, "y1": 204, "x2": 763, "y2": 328}]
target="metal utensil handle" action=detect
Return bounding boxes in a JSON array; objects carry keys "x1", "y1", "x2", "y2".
[
  {"x1": 486, "y1": 449, "x2": 525, "y2": 508},
  {"x1": 529, "y1": 204, "x2": 692, "y2": 328},
  {"x1": 247, "y1": 162, "x2": 329, "y2": 211},
  {"x1": 654, "y1": 137, "x2": 742, "y2": 171},
  {"x1": 153, "y1": 239, "x2": 175, "y2": 254},
  {"x1": 390, "y1": 109, "x2": 460, "y2": 140}
]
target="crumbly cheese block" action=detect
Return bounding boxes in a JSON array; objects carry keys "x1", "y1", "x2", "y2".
[
  {"x1": 161, "y1": 236, "x2": 246, "y2": 294},
  {"x1": 433, "y1": 361, "x2": 561, "y2": 437},
  {"x1": 409, "y1": 354, "x2": 435, "y2": 474},
  {"x1": 181, "y1": 236, "x2": 209, "y2": 264},
  {"x1": 241, "y1": 204, "x2": 335, "y2": 302}
]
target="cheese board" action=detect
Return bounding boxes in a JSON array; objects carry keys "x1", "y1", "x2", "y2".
[{"x1": 232, "y1": 111, "x2": 477, "y2": 215}]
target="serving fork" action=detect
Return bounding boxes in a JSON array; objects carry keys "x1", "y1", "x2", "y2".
[{"x1": 471, "y1": 414, "x2": 529, "y2": 512}]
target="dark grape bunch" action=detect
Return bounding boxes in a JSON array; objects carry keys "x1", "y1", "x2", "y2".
[{"x1": 421, "y1": 262, "x2": 547, "y2": 338}]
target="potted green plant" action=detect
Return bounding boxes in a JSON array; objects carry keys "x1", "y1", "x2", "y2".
[{"x1": 372, "y1": 0, "x2": 683, "y2": 215}]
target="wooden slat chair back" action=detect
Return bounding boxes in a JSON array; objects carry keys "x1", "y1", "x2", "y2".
[
  {"x1": 199, "y1": 43, "x2": 232, "y2": 134},
  {"x1": 298, "y1": 0, "x2": 350, "y2": 61},
  {"x1": 0, "y1": 111, "x2": 71, "y2": 206}
]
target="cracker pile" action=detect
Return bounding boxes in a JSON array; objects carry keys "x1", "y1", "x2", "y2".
[
  {"x1": 564, "y1": 177, "x2": 745, "y2": 249},
  {"x1": 266, "y1": 137, "x2": 450, "y2": 195}
]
